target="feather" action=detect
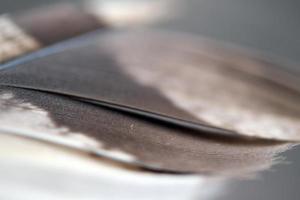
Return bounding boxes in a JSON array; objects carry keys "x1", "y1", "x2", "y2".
[{"x1": 0, "y1": 31, "x2": 299, "y2": 142}]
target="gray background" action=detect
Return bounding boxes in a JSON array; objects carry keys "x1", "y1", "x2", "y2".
[{"x1": 1, "y1": 0, "x2": 299, "y2": 64}]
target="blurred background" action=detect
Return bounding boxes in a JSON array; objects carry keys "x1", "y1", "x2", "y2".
[
  {"x1": 1, "y1": 0, "x2": 300, "y2": 65},
  {"x1": 0, "y1": 0, "x2": 299, "y2": 200}
]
